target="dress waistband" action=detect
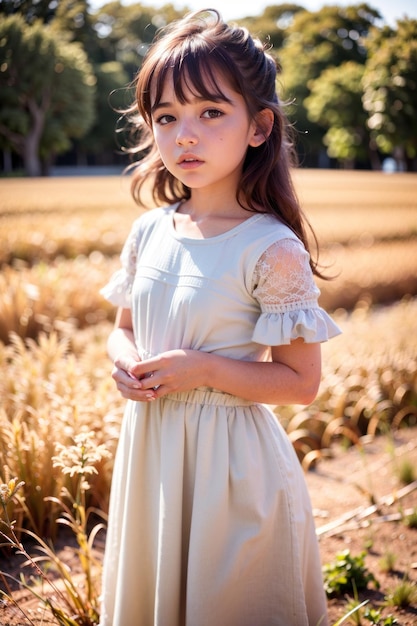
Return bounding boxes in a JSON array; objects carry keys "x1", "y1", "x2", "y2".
[{"x1": 162, "y1": 386, "x2": 255, "y2": 407}]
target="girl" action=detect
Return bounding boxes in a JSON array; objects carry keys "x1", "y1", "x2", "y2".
[{"x1": 100, "y1": 9, "x2": 340, "y2": 626}]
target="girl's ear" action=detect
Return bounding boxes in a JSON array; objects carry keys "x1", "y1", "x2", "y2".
[{"x1": 249, "y1": 108, "x2": 274, "y2": 147}]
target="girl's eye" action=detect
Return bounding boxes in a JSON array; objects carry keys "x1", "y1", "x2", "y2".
[
  {"x1": 202, "y1": 108, "x2": 223, "y2": 119},
  {"x1": 156, "y1": 114, "x2": 175, "y2": 125}
]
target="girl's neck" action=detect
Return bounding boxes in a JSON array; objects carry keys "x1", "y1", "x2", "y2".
[
  {"x1": 174, "y1": 193, "x2": 253, "y2": 239},
  {"x1": 179, "y1": 187, "x2": 249, "y2": 219}
]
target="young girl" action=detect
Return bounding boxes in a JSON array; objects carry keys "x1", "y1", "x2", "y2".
[{"x1": 100, "y1": 9, "x2": 340, "y2": 626}]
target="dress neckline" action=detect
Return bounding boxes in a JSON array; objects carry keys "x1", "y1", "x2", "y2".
[{"x1": 168, "y1": 202, "x2": 264, "y2": 243}]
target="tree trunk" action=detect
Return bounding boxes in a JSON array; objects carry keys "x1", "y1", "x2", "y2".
[
  {"x1": 23, "y1": 95, "x2": 48, "y2": 177},
  {"x1": 2, "y1": 148, "x2": 13, "y2": 174},
  {"x1": 24, "y1": 131, "x2": 42, "y2": 177},
  {"x1": 367, "y1": 142, "x2": 381, "y2": 171}
]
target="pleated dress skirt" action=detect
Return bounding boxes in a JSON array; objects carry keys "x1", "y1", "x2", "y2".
[{"x1": 99, "y1": 387, "x2": 328, "y2": 626}]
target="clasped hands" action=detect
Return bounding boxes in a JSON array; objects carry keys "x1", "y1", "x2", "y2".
[{"x1": 111, "y1": 349, "x2": 208, "y2": 401}]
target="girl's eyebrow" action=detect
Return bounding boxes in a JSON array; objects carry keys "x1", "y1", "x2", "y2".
[
  {"x1": 151, "y1": 101, "x2": 171, "y2": 114},
  {"x1": 151, "y1": 94, "x2": 233, "y2": 114}
]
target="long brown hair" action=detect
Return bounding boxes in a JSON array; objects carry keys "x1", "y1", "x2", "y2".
[{"x1": 125, "y1": 9, "x2": 324, "y2": 276}]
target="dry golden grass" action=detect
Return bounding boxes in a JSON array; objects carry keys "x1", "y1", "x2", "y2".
[
  {"x1": 0, "y1": 329, "x2": 122, "y2": 536},
  {"x1": 1, "y1": 170, "x2": 417, "y2": 341},
  {"x1": 277, "y1": 297, "x2": 417, "y2": 468},
  {"x1": 0, "y1": 175, "x2": 137, "y2": 213},
  {"x1": 0, "y1": 211, "x2": 131, "y2": 264},
  {"x1": 0, "y1": 176, "x2": 140, "y2": 265},
  {"x1": 0, "y1": 257, "x2": 115, "y2": 344},
  {"x1": 1, "y1": 170, "x2": 416, "y2": 263},
  {"x1": 316, "y1": 239, "x2": 417, "y2": 310},
  {"x1": 293, "y1": 169, "x2": 417, "y2": 244}
]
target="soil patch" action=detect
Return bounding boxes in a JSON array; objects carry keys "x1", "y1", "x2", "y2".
[{"x1": 307, "y1": 427, "x2": 417, "y2": 625}]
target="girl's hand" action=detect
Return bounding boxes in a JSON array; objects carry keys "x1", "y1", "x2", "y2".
[
  {"x1": 129, "y1": 349, "x2": 206, "y2": 398},
  {"x1": 111, "y1": 355, "x2": 158, "y2": 402}
]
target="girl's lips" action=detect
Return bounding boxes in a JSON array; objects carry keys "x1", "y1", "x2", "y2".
[{"x1": 178, "y1": 157, "x2": 203, "y2": 170}]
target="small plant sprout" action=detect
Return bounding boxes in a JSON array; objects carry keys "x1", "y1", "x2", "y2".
[
  {"x1": 378, "y1": 550, "x2": 397, "y2": 574},
  {"x1": 342, "y1": 581, "x2": 397, "y2": 626},
  {"x1": 404, "y1": 507, "x2": 417, "y2": 529},
  {"x1": 396, "y1": 458, "x2": 416, "y2": 485},
  {"x1": 331, "y1": 599, "x2": 369, "y2": 625},
  {"x1": 344, "y1": 582, "x2": 368, "y2": 625},
  {"x1": 385, "y1": 578, "x2": 417, "y2": 609},
  {"x1": 322, "y1": 550, "x2": 379, "y2": 597},
  {"x1": 364, "y1": 607, "x2": 397, "y2": 625}
]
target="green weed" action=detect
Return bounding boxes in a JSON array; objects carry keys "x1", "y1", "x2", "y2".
[
  {"x1": 378, "y1": 550, "x2": 397, "y2": 574},
  {"x1": 385, "y1": 579, "x2": 417, "y2": 608},
  {"x1": 397, "y1": 458, "x2": 416, "y2": 485},
  {"x1": 323, "y1": 550, "x2": 379, "y2": 597},
  {"x1": 404, "y1": 507, "x2": 417, "y2": 529}
]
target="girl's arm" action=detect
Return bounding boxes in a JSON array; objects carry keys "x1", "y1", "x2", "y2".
[
  {"x1": 107, "y1": 308, "x2": 159, "y2": 401},
  {"x1": 203, "y1": 339, "x2": 321, "y2": 406},
  {"x1": 107, "y1": 308, "x2": 137, "y2": 362},
  {"x1": 126, "y1": 339, "x2": 321, "y2": 406}
]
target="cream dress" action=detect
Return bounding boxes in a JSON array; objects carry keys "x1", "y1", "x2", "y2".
[{"x1": 99, "y1": 205, "x2": 340, "y2": 626}]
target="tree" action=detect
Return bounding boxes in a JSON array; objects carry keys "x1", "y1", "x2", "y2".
[
  {"x1": 0, "y1": 14, "x2": 96, "y2": 175},
  {"x1": 278, "y1": 3, "x2": 381, "y2": 165},
  {"x1": 305, "y1": 61, "x2": 376, "y2": 168},
  {"x1": 90, "y1": 2, "x2": 184, "y2": 79},
  {"x1": 77, "y1": 1, "x2": 185, "y2": 165},
  {"x1": 77, "y1": 60, "x2": 130, "y2": 163},
  {"x1": 362, "y1": 18, "x2": 417, "y2": 171},
  {"x1": 50, "y1": 0, "x2": 98, "y2": 59}
]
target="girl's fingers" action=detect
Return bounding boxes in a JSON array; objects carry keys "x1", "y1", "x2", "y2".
[{"x1": 117, "y1": 382, "x2": 156, "y2": 401}]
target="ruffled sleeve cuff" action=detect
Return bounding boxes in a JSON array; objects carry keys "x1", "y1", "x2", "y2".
[
  {"x1": 100, "y1": 269, "x2": 132, "y2": 308},
  {"x1": 252, "y1": 307, "x2": 342, "y2": 346}
]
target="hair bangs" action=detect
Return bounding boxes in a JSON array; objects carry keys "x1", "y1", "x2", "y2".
[{"x1": 149, "y1": 41, "x2": 240, "y2": 113}]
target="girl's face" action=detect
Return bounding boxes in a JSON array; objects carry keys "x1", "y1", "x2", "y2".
[{"x1": 150, "y1": 70, "x2": 262, "y2": 195}]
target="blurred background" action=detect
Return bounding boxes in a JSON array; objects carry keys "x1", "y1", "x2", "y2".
[{"x1": 1, "y1": 0, "x2": 416, "y2": 177}]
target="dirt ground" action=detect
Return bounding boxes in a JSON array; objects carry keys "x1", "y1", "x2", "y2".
[
  {"x1": 307, "y1": 426, "x2": 417, "y2": 625},
  {"x1": 1, "y1": 428, "x2": 417, "y2": 625}
]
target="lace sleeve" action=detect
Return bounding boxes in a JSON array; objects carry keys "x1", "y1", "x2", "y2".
[
  {"x1": 252, "y1": 238, "x2": 319, "y2": 311},
  {"x1": 99, "y1": 220, "x2": 140, "y2": 308},
  {"x1": 251, "y1": 239, "x2": 341, "y2": 345}
]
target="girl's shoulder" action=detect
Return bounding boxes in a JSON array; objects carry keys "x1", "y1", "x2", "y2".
[
  {"x1": 133, "y1": 203, "x2": 175, "y2": 227},
  {"x1": 241, "y1": 213, "x2": 301, "y2": 251},
  {"x1": 127, "y1": 203, "x2": 176, "y2": 239},
  {"x1": 256, "y1": 213, "x2": 298, "y2": 237},
  {"x1": 237, "y1": 213, "x2": 306, "y2": 276}
]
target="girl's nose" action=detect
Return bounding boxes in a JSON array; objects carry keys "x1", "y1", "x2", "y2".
[{"x1": 175, "y1": 120, "x2": 198, "y2": 146}]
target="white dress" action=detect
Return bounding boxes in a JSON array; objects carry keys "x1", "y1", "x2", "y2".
[{"x1": 99, "y1": 204, "x2": 341, "y2": 626}]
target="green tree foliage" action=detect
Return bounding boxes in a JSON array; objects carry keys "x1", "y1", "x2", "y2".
[
  {"x1": 305, "y1": 61, "x2": 376, "y2": 167},
  {"x1": 0, "y1": 14, "x2": 96, "y2": 175},
  {"x1": 78, "y1": 60, "x2": 130, "y2": 163},
  {"x1": 90, "y1": 1, "x2": 183, "y2": 79},
  {"x1": 50, "y1": 0, "x2": 98, "y2": 58},
  {"x1": 78, "y1": 2, "x2": 185, "y2": 162},
  {"x1": 237, "y1": 4, "x2": 305, "y2": 51},
  {"x1": 278, "y1": 3, "x2": 380, "y2": 165},
  {"x1": 1, "y1": 3, "x2": 416, "y2": 172},
  {"x1": 362, "y1": 18, "x2": 417, "y2": 171}
]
